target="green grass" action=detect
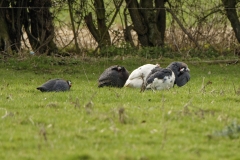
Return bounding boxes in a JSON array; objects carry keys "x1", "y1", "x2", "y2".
[{"x1": 1, "y1": 56, "x2": 240, "y2": 160}]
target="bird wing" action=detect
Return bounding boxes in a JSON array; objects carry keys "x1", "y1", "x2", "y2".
[
  {"x1": 36, "y1": 86, "x2": 48, "y2": 92},
  {"x1": 98, "y1": 74, "x2": 113, "y2": 87},
  {"x1": 37, "y1": 79, "x2": 57, "y2": 92},
  {"x1": 37, "y1": 79, "x2": 70, "y2": 92},
  {"x1": 124, "y1": 64, "x2": 157, "y2": 87},
  {"x1": 98, "y1": 67, "x2": 119, "y2": 87},
  {"x1": 128, "y1": 64, "x2": 157, "y2": 80},
  {"x1": 53, "y1": 80, "x2": 70, "y2": 91},
  {"x1": 146, "y1": 68, "x2": 172, "y2": 84}
]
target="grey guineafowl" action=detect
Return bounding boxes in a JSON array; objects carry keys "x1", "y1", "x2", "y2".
[
  {"x1": 37, "y1": 79, "x2": 72, "y2": 92},
  {"x1": 98, "y1": 65, "x2": 129, "y2": 88},
  {"x1": 166, "y1": 62, "x2": 190, "y2": 87}
]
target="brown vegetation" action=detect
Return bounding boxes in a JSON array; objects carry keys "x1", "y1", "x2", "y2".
[{"x1": 1, "y1": 0, "x2": 240, "y2": 57}]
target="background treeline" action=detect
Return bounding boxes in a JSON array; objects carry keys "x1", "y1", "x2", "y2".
[{"x1": 0, "y1": 0, "x2": 240, "y2": 58}]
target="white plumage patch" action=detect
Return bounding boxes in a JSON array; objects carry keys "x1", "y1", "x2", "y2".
[
  {"x1": 124, "y1": 64, "x2": 159, "y2": 88},
  {"x1": 146, "y1": 71, "x2": 175, "y2": 90}
]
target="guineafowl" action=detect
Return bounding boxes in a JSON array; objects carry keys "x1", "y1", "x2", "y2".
[
  {"x1": 145, "y1": 62, "x2": 190, "y2": 91},
  {"x1": 98, "y1": 65, "x2": 129, "y2": 88},
  {"x1": 37, "y1": 79, "x2": 72, "y2": 92},
  {"x1": 124, "y1": 64, "x2": 160, "y2": 88},
  {"x1": 166, "y1": 62, "x2": 190, "y2": 87},
  {"x1": 145, "y1": 66, "x2": 175, "y2": 91}
]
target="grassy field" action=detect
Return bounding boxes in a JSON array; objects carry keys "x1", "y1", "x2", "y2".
[{"x1": 0, "y1": 55, "x2": 240, "y2": 160}]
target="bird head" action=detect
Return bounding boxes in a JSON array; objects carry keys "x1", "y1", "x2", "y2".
[
  {"x1": 115, "y1": 65, "x2": 129, "y2": 81},
  {"x1": 179, "y1": 65, "x2": 190, "y2": 73},
  {"x1": 117, "y1": 66, "x2": 128, "y2": 72},
  {"x1": 116, "y1": 66, "x2": 127, "y2": 73},
  {"x1": 117, "y1": 66, "x2": 122, "y2": 71},
  {"x1": 167, "y1": 62, "x2": 190, "y2": 76},
  {"x1": 167, "y1": 62, "x2": 190, "y2": 87},
  {"x1": 67, "y1": 80, "x2": 72, "y2": 88}
]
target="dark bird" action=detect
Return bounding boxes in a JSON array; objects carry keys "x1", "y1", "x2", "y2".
[
  {"x1": 145, "y1": 62, "x2": 190, "y2": 91},
  {"x1": 166, "y1": 61, "x2": 190, "y2": 87},
  {"x1": 98, "y1": 65, "x2": 129, "y2": 88},
  {"x1": 37, "y1": 79, "x2": 72, "y2": 92}
]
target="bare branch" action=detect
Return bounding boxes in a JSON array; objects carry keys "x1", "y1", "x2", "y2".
[{"x1": 166, "y1": 7, "x2": 201, "y2": 49}]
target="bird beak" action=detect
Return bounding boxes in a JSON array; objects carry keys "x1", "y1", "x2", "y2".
[{"x1": 186, "y1": 68, "x2": 190, "y2": 71}]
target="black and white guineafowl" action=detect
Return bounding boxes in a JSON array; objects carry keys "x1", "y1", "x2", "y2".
[
  {"x1": 145, "y1": 62, "x2": 190, "y2": 91},
  {"x1": 98, "y1": 65, "x2": 129, "y2": 88},
  {"x1": 37, "y1": 79, "x2": 72, "y2": 92},
  {"x1": 145, "y1": 66, "x2": 175, "y2": 91}
]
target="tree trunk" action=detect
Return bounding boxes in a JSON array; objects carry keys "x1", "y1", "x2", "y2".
[
  {"x1": 3, "y1": 0, "x2": 25, "y2": 53},
  {"x1": 123, "y1": 7, "x2": 135, "y2": 47},
  {"x1": 125, "y1": 0, "x2": 166, "y2": 47},
  {"x1": 155, "y1": 0, "x2": 166, "y2": 45},
  {"x1": 84, "y1": 0, "x2": 111, "y2": 53},
  {"x1": 0, "y1": 15, "x2": 11, "y2": 54},
  {"x1": 94, "y1": 0, "x2": 111, "y2": 47},
  {"x1": 222, "y1": 0, "x2": 240, "y2": 43},
  {"x1": 0, "y1": 0, "x2": 11, "y2": 53},
  {"x1": 0, "y1": 0, "x2": 57, "y2": 55},
  {"x1": 84, "y1": 13, "x2": 101, "y2": 43},
  {"x1": 26, "y1": 0, "x2": 57, "y2": 54},
  {"x1": 68, "y1": 0, "x2": 80, "y2": 52},
  {"x1": 140, "y1": 0, "x2": 163, "y2": 46},
  {"x1": 125, "y1": 0, "x2": 149, "y2": 46}
]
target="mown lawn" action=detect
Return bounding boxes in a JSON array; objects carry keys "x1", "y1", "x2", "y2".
[{"x1": 0, "y1": 56, "x2": 240, "y2": 160}]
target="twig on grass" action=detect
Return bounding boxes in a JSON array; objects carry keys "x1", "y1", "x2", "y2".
[
  {"x1": 0, "y1": 108, "x2": 8, "y2": 119},
  {"x1": 161, "y1": 94, "x2": 165, "y2": 111},
  {"x1": 182, "y1": 99, "x2": 192, "y2": 116},
  {"x1": 85, "y1": 101, "x2": 94, "y2": 114},
  {"x1": 232, "y1": 81, "x2": 237, "y2": 95},
  {"x1": 1, "y1": 108, "x2": 14, "y2": 119},
  {"x1": 140, "y1": 73, "x2": 145, "y2": 93},
  {"x1": 84, "y1": 92, "x2": 97, "y2": 114},
  {"x1": 74, "y1": 97, "x2": 80, "y2": 109},
  {"x1": 200, "y1": 77, "x2": 205, "y2": 93},
  {"x1": 178, "y1": 97, "x2": 194, "y2": 117},
  {"x1": 29, "y1": 117, "x2": 35, "y2": 125},
  {"x1": 161, "y1": 126, "x2": 168, "y2": 150},
  {"x1": 160, "y1": 93, "x2": 168, "y2": 149},
  {"x1": 39, "y1": 127, "x2": 47, "y2": 142},
  {"x1": 200, "y1": 77, "x2": 212, "y2": 93},
  {"x1": 118, "y1": 107, "x2": 126, "y2": 124}
]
